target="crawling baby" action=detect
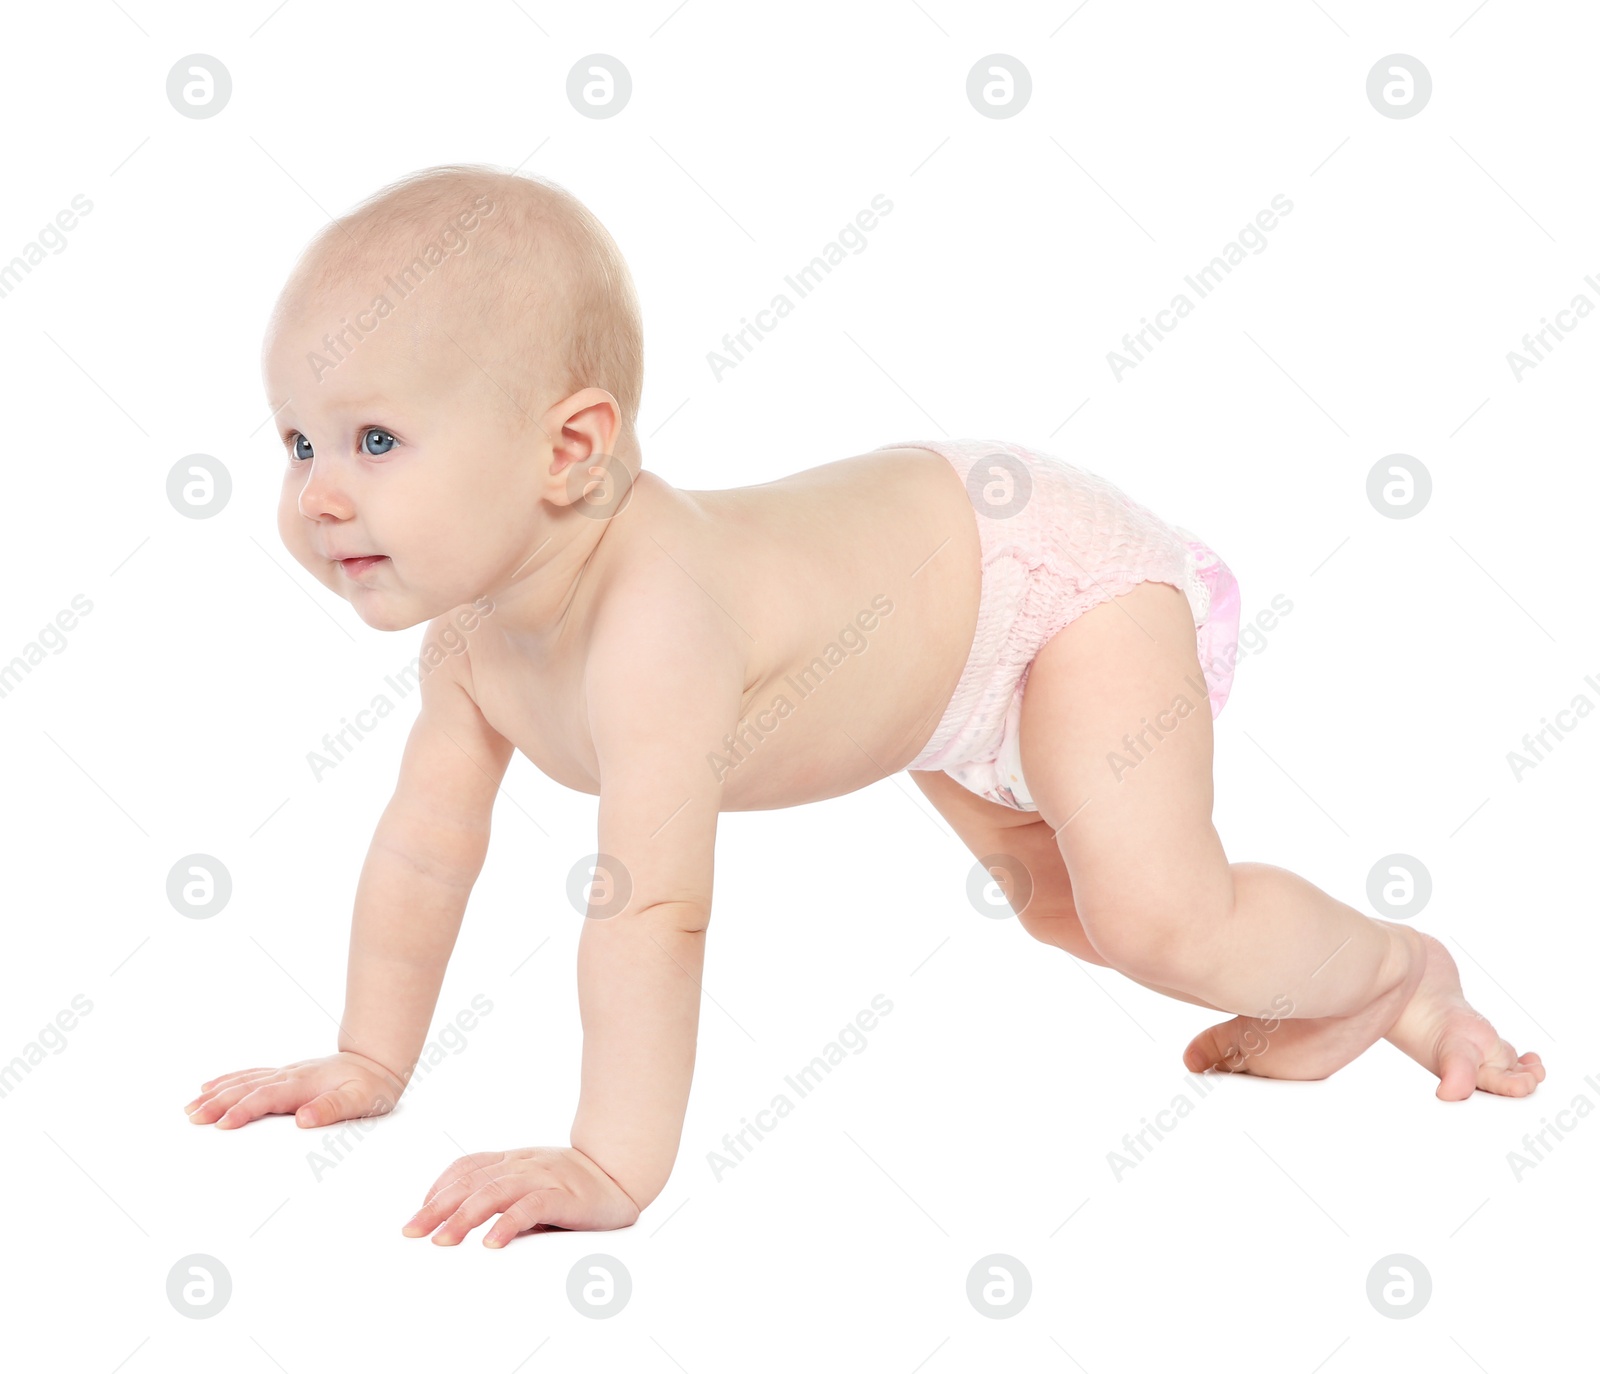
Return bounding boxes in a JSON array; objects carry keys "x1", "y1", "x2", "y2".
[{"x1": 186, "y1": 165, "x2": 1544, "y2": 1247}]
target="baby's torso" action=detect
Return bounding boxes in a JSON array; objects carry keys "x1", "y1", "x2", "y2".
[{"x1": 463, "y1": 446, "x2": 984, "y2": 809}]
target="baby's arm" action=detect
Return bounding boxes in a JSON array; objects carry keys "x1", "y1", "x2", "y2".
[
  {"x1": 334, "y1": 635, "x2": 513, "y2": 1089},
  {"x1": 401, "y1": 577, "x2": 745, "y2": 1243},
  {"x1": 185, "y1": 622, "x2": 512, "y2": 1129},
  {"x1": 568, "y1": 594, "x2": 745, "y2": 1208}
]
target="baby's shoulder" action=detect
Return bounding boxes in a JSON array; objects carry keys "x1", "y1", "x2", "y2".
[{"x1": 587, "y1": 547, "x2": 735, "y2": 656}]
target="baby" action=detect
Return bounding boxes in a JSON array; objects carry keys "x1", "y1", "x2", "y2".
[{"x1": 186, "y1": 165, "x2": 1544, "y2": 1247}]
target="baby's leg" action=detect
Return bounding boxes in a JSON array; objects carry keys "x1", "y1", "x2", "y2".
[
  {"x1": 1015, "y1": 580, "x2": 1542, "y2": 1097},
  {"x1": 910, "y1": 768, "x2": 1227, "y2": 1011}
]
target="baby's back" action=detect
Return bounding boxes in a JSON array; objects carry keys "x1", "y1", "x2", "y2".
[
  {"x1": 685, "y1": 446, "x2": 984, "y2": 806},
  {"x1": 465, "y1": 446, "x2": 985, "y2": 811}
]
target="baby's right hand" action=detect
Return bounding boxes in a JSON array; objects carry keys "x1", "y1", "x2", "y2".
[{"x1": 184, "y1": 1051, "x2": 407, "y2": 1130}]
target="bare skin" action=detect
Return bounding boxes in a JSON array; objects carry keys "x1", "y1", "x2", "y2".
[
  {"x1": 188, "y1": 283, "x2": 1541, "y2": 1248},
  {"x1": 1008, "y1": 580, "x2": 1540, "y2": 1102},
  {"x1": 909, "y1": 768, "x2": 1543, "y2": 1100}
]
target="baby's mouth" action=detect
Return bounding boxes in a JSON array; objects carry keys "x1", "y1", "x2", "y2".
[{"x1": 337, "y1": 555, "x2": 389, "y2": 578}]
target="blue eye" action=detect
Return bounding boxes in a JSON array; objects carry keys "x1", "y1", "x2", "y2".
[{"x1": 287, "y1": 429, "x2": 396, "y2": 461}]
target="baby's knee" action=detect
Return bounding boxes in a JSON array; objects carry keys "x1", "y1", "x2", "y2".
[
  {"x1": 1014, "y1": 896, "x2": 1108, "y2": 965},
  {"x1": 1076, "y1": 883, "x2": 1233, "y2": 983}
]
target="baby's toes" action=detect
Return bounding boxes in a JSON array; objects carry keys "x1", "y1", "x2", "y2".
[
  {"x1": 1435, "y1": 1038, "x2": 1483, "y2": 1101},
  {"x1": 1467, "y1": 1044, "x2": 1542, "y2": 1097},
  {"x1": 1478, "y1": 1061, "x2": 1540, "y2": 1097}
]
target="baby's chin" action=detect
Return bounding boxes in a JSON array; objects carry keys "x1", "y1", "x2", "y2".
[
  {"x1": 334, "y1": 579, "x2": 431, "y2": 632},
  {"x1": 346, "y1": 594, "x2": 432, "y2": 633},
  {"x1": 344, "y1": 581, "x2": 476, "y2": 633}
]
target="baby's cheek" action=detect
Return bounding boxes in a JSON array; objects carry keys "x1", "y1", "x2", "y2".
[{"x1": 276, "y1": 488, "x2": 306, "y2": 550}]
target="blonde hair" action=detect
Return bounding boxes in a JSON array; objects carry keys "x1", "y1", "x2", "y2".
[{"x1": 275, "y1": 163, "x2": 644, "y2": 455}]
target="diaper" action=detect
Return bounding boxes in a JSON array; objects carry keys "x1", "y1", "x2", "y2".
[
  {"x1": 886, "y1": 437, "x2": 1243, "y2": 813},
  {"x1": 955, "y1": 534, "x2": 1241, "y2": 810}
]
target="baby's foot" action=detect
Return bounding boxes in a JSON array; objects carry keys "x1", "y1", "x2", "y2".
[
  {"x1": 1382, "y1": 930, "x2": 1545, "y2": 1100},
  {"x1": 1183, "y1": 924, "x2": 1427, "y2": 1085}
]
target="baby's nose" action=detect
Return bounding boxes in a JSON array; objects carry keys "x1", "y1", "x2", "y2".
[{"x1": 297, "y1": 462, "x2": 354, "y2": 520}]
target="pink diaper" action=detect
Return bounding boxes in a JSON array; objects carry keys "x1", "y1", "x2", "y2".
[{"x1": 889, "y1": 438, "x2": 1242, "y2": 812}]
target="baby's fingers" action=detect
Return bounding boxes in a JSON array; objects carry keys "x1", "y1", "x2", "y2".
[
  {"x1": 186, "y1": 1074, "x2": 282, "y2": 1123},
  {"x1": 404, "y1": 1156, "x2": 506, "y2": 1236},
  {"x1": 185, "y1": 1069, "x2": 275, "y2": 1113},
  {"x1": 419, "y1": 1152, "x2": 507, "y2": 1208},
  {"x1": 483, "y1": 1190, "x2": 562, "y2": 1247},
  {"x1": 213, "y1": 1080, "x2": 308, "y2": 1129},
  {"x1": 196, "y1": 1068, "x2": 274, "y2": 1094},
  {"x1": 428, "y1": 1177, "x2": 523, "y2": 1246},
  {"x1": 295, "y1": 1079, "x2": 394, "y2": 1129}
]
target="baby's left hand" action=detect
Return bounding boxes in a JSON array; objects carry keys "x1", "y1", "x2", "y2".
[{"x1": 402, "y1": 1145, "x2": 640, "y2": 1246}]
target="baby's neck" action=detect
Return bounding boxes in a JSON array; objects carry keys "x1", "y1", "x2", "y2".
[{"x1": 480, "y1": 468, "x2": 668, "y2": 657}]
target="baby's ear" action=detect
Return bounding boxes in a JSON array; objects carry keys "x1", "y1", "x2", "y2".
[
  {"x1": 536, "y1": 384, "x2": 632, "y2": 513},
  {"x1": 551, "y1": 447, "x2": 635, "y2": 520}
]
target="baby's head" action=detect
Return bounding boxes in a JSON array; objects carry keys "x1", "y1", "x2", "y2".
[{"x1": 261, "y1": 164, "x2": 644, "y2": 631}]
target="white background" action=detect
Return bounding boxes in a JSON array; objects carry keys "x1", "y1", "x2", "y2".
[{"x1": 1, "y1": 1, "x2": 1594, "y2": 1370}]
